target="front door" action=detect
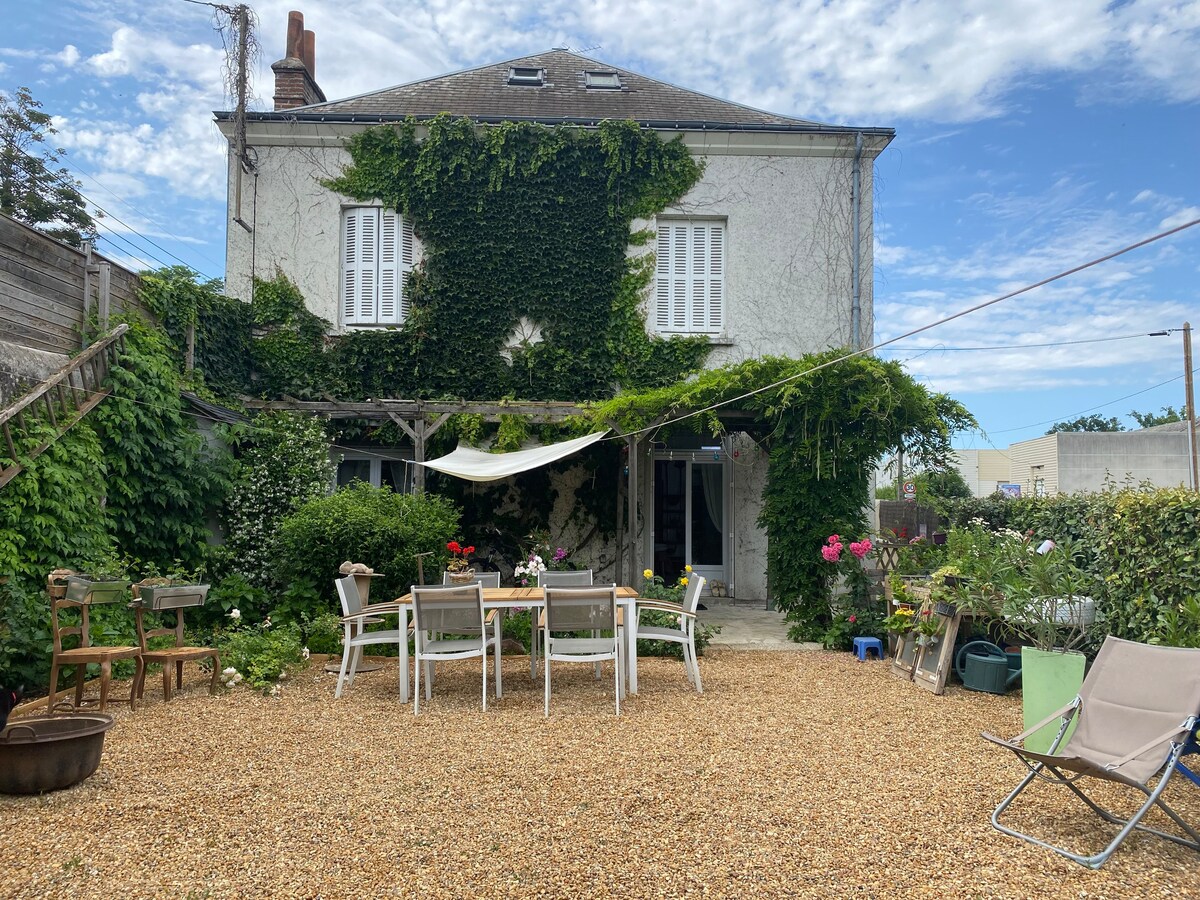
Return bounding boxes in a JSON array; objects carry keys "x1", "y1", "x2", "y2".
[{"x1": 653, "y1": 456, "x2": 725, "y2": 590}]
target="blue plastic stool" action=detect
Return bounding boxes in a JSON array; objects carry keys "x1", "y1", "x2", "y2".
[{"x1": 853, "y1": 636, "x2": 885, "y2": 661}]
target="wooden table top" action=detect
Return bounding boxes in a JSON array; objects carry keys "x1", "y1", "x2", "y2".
[{"x1": 390, "y1": 586, "x2": 639, "y2": 604}]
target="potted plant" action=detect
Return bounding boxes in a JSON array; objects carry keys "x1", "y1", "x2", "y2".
[
  {"x1": 996, "y1": 538, "x2": 1095, "y2": 752},
  {"x1": 444, "y1": 541, "x2": 476, "y2": 583},
  {"x1": 913, "y1": 606, "x2": 944, "y2": 647}
]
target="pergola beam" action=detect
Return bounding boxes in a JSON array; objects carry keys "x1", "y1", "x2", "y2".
[{"x1": 241, "y1": 397, "x2": 589, "y2": 422}]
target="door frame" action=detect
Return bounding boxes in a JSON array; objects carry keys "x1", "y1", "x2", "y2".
[{"x1": 647, "y1": 445, "x2": 734, "y2": 595}]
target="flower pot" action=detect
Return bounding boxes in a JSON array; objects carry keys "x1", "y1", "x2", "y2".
[
  {"x1": 1020, "y1": 646, "x2": 1086, "y2": 753},
  {"x1": 934, "y1": 600, "x2": 958, "y2": 617},
  {"x1": 446, "y1": 568, "x2": 476, "y2": 584}
]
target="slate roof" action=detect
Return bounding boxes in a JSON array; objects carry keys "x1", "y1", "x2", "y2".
[{"x1": 236, "y1": 50, "x2": 888, "y2": 134}]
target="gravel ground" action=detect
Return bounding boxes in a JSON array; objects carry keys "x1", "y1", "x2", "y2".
[{"x1": 3, "y1": 650, "x2": 1199, "y2": 899}]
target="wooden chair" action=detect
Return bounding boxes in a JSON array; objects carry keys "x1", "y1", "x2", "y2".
[
  {"x1": 131, "y1": 582, "x2": 220, "y2": 702},
  {"x1": 47, "y1": 572, "x2": 143, "y2": 712}
]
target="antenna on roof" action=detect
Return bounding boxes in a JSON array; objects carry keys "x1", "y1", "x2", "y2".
[{"x1": 573, "y1": 44, "x2": 602, "y2": 54}]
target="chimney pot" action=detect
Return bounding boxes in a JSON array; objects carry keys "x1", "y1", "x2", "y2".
[
  {"x1": 286, "y1": 10, "x2": 304, "y2": 59},
  {"x1": 302, "y1": 29, "x2": 316, "y2": 78}
]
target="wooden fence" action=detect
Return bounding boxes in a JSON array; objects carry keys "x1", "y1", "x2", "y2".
[{"x1": 0, "y1": 213, "x2": 147, "y2": 354}]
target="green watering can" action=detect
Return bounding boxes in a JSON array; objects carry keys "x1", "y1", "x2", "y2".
[{"x1": 956, "y1": 641, "x2": 1022, "y2": 694}]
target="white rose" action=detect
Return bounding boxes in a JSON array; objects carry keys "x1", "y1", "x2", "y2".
[{"x1": 229, "y1": 608, "x2": 241, "y2": 621}]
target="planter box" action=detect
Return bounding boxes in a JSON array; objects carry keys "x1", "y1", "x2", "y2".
[
  {"x1": 1033, "y1": 596, "x2": 1095, "y2": 627},
  {"x1": 136, "y1": 583, "x2": 210, "y2": 610},
  {"x1": 64, "y1": 576, "x2": 129, "y2": 605}
]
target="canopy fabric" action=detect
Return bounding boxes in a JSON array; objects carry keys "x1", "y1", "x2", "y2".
[{"x1": 416, "y1": 431, "x2": 608, "y2": 482}]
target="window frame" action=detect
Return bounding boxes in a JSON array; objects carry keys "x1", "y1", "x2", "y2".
[
  {"x1": 653, "y1": 217, "x2": 726, "y2": 336},
  {"x1": 340, "y1": 206, "x2": 415, "y2": 328}
]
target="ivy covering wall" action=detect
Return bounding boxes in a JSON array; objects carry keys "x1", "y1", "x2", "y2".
[{"x1": 324, "y1": 115, "x2": 712, "y2": 399}]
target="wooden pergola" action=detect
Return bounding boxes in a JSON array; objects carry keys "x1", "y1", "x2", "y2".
[{"x1": 242, "y1": 397, "x2": 763, "y2": 585}]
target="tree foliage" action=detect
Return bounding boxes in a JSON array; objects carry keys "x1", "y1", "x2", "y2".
[
  {"x1": 0, "y1": 86, "x2": 97, "y2": 247},
  {"x1": 1046, "y1": 414, "x2": 1124, "y2": 434},
  {"x1": 1130, "y1": 406, "x2": 1183, "y2": 429}
]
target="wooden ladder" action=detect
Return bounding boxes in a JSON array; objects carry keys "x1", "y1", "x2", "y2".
[{"x1": 0, "y1": 324, "x2": 129, "y2": 488}]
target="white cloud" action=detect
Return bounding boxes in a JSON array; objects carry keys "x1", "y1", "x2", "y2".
[{"x1": 1161, "y1": 206, "x2": 1200, "y2": 230}]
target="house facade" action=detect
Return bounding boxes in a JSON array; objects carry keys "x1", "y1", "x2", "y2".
[{"x1": 215, "y1": 13, "x2": 894, "y2": 601}]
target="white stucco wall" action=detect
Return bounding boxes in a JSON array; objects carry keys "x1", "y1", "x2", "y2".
[{"x1": 223, "y1": 123, "x2": 879, "y2": 362}]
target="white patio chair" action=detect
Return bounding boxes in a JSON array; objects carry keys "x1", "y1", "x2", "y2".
[
  {"x1": 431, "y1": 570, "x2": 502, "y2": 694},
  {"x1": 543, "y1": 585, "x2": 621, "y2": 716},
  {"x1": 412, "y1": 583, "x2": 497, "y2": 715},
  {"x1": 532, "y1": 569, "x2": 593, "y2": 677},
  {"x1": 334, "y1": 575, "x2": 407, "y2": 699},
  {"x1": 635, "y1": 575, "x2": 707, "y2": 692}
]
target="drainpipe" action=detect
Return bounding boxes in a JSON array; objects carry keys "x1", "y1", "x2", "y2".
[{"x1": 850, "y1": 131, "x2": 863, "y2": 350}]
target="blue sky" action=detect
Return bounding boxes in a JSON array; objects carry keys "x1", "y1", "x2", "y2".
[{"x1": 2, "y1": 0, "x2": 1197, "y2": 448}]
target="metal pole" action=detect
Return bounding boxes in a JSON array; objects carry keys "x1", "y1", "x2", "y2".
[{"x1": 1184, "y1": 322, "x2": 1198, "y2": 491}]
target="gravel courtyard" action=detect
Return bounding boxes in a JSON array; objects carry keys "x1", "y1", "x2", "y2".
[{"x1": 3, "y1": 650, "x2": 1198, "y2": 899}]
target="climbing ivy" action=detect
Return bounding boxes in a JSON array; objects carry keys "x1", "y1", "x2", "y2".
[
  {"x1": 595, "y1": 352, "x2": 976, "y2": 636},
  {"x1": 139, "y1": 265, "x2": 254, "y2": 399},
  {"x1": 324, "y1": 115, "x2": 710, "y2": 399},
  {"x1": 89, "y1": 315, "x2": 232, "y2": 570}
]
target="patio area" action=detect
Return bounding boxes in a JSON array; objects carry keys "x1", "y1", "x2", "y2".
[{"x1": 3, "y1": 651, "x2": 1198, "y2": 898}]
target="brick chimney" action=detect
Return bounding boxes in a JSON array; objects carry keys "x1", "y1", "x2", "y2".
[{"x1": 271, "y1": 10, "x2": 326, "y2": 111}]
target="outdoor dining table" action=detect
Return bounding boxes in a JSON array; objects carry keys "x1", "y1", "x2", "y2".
[{"x1": 382, "y1": 586, "x2": 642, "y2": 703}]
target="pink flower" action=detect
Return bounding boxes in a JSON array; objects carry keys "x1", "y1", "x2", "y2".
[
  {"x1": 849, "y1": 539, "x2": 872, "y2": 560},
  {"x1": 848, "y1": 615, "x2": 857, "y2": 624},
  {"x1": 821, "y1": 544, "x2": 842, "y2": 562},
  {"x1": 827, "y1": 534, "x2": 840, "y2": 544}
]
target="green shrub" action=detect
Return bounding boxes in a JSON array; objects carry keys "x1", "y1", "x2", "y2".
[
  {"x1": 0, "y1": 579, "x2": 51, "y2": 689},
  {"x1": 299, "y1": 610, "x2": 343, "y2": 656},
  {"x1": 220, "y1": 411, "x2": 336, "y2": 587},
  {"x1": 218, "y1": 620, "x2": 305, "y2": 691},
  {"x1": 271, "y1": 482, "x2": 461, "y2": 616}
]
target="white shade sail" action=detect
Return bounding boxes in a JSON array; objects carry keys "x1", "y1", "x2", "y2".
[{"x1": 416, "y1": 431, "x2": 609, "y2": 482}]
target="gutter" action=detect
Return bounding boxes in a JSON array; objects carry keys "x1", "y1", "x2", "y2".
[
  {"x1": 851, "y1": 131, "x2": 863, "y2": 350},
  {"x1": 213, "y1": 109, "x2": 896, "y2": 140}
]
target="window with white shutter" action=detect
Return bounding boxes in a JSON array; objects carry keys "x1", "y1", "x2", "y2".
[
  {"x1": 653, "y1": 219, "x2": 725, "y2": 334},
  {"x1": 341, "y1": 207, "x2": 414, "y2": 326}
]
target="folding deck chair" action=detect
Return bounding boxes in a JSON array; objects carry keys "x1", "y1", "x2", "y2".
[{"x1": 983, "y1": 636, "x2": 1200, "y2": 869}]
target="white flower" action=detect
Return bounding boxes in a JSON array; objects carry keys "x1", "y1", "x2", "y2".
[
  {"x1": 229, "y1": 608, "x2": 241, "y2": 621},
  {"x1": 302, "y1": 647, "x2": 310, "y2": 660}
]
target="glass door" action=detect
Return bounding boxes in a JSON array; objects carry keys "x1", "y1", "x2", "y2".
[{"x1": 653, "y1": 456, "x2": 725, "y2": 589}]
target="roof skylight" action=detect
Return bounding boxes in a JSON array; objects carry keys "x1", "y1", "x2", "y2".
[
  {"x1": 585, "y1": 71, "x2": 622, "y2": 90},
  {"x1": 508, "y1": 67, "x2": 545, "y2": 86}
]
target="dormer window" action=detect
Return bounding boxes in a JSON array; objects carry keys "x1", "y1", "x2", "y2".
[
  {"x1": 508, "y1": 66, "x2": 545, "y2": 86},
  {"x1": 585, "y1": 71, "x2": 622, "y2": 90}
]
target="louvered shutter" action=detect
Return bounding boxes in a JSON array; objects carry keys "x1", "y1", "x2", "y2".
[
  {"x1": 655, "y1": 225, "x2": 673, "y2": 330},
  {"x1": 342, "y1": 208, "x2": 374, "y2": 325},
  {"x1": 654, "y1": 220, "x2": 724, "y2": 334},
  {"x1": 703, "y1": 223, "x2": 724, "y2": 331},
  {"x1": 399, "y1": 216, "x2": 415, "y2": 320},
  {"x1": 378, "y1": 210, "x2": 400, "y2": 324}
]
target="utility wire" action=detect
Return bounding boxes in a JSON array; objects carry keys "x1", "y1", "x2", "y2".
[
  {"x1": 988, "y1": 370, "x2": 1191, "y2": 434},
  {"x1": 607, "y1": 216, "x2": 1200, "y2": 441},
  {"x1": 884, "y1": 330, "x2": 1171, "y2": 353},
  {"x1": 7, "y1": 152, "x2": 213, "y2": 277}
]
